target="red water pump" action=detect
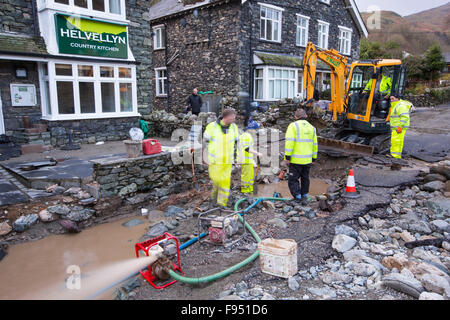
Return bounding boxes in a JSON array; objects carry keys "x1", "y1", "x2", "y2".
[{"x1": 135, "y1": 233, "x2": 184, "y2": 289}]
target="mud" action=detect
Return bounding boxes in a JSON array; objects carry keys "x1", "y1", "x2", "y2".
[
  {"x1": 257, "y1": 179, "x2": 330, "y2": 199},
  {"x1": 0, "y1": 216, "x2": 149, "y2": 300}
]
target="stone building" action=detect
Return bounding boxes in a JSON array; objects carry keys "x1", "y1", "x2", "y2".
[
  {"x1": 0, "y1": 0, "x2": 152, "y2": 153},
  {"x1": 149, "y1": 0, "x2": 368, "y2": 113}
]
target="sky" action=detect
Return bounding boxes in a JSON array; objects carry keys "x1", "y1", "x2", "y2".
[{"x1": 354, "y1": 0, "x2": 449, "y2": 16}]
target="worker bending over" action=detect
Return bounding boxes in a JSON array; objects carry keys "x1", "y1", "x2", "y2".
[
  {"x1": 238, "y1": 119, "x2": 262, "y2": 194},
  {"x1": 284, "y1": 109, "x2": 318, "y2": 206},
  {"x1": 389, "y1": 95, "x2": 412, "y2": 159},
  {"x1": 204, "y1": 108, "x2": 239, "y2": 208}
]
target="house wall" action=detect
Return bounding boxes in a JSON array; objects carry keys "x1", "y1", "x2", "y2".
[
  {"x1": 239, "y1": 0, "x2": 362, "y2": 97},
  {"x1": 150, "y1": 0, "x2": 242, "y2": 113}
]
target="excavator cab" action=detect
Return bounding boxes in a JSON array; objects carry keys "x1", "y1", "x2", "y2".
[{"x1": 346, "y1": 60, "x2": 406, "y2": 134}]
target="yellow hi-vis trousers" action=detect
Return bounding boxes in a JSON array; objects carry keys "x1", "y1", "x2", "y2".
[
  {"x1": 390, "y1": 129, "x2": 407, "y2": 159},
  {"x1": 241, "y1": 164, "x2": 254, "y2": 194},
  {"x1": 209, "y1": 164, "x2": 232, "y2": 207}
]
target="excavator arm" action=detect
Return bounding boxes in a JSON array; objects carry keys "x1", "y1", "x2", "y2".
[{"x1": 302, "y1": 42, "x2": 349, "y2": 121}]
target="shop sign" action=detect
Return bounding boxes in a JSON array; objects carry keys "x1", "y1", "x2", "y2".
[{"x1": 55, "y1": 14, "x2": 128, "y2": 59}]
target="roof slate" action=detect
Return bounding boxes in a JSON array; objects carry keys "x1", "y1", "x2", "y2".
[{"x1": 254, "y1": 51, "x2": 331, "y2": 70}]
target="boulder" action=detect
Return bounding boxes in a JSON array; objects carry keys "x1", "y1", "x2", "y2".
[
  {"x1": 48, "y1": 205, "x2": 71, "y2": 215},
  {"x1": 321, "y1": 271, "x2": 353, "y2": 285},
  {"x1": 382, "y1": 254, "x2": 409, "y2": 270},
  {"x1": 145, "y1": 222, "x2": 168, "y2": 238},
  {"x1": 408, "y1": 221, "x2": 432, "y2": 234},
  {"x1": 352, "y1": 263, "x2": 377, "y2": 277},
  {"x1": 359, "y1": 229, "x2": 383, "y2": 243},
  {"x1": 431, "y1": 220, "x2": 450, "y2": 233},
  {"x1": 0, "y1": 222, "x2": 12, "y2": 236},
  {"x1": 419, "y1": 273, "x2": 450, "y2": 295},
  {"x1": 419, "y1": 292, "x2": 445, "y2": 300},
  {"x1": 430, "y1": 165, "x2": 450, "y2": 180},
  {"x1": 267, "y1": 218, "x2": 287, "y2": 229},
  {"x1": 66, "y1": 208, "x2": 95, "y2": 222},
  {"x1": 165, "y1": 206, "x2": 184, "y2": 217},
  {"x1": 288, "y1": 277, "x2": 300, "y2": 291},
  {"x1": 399, "y1": 231, "x2": 415, "y2": 243},
  {"x1": 307, "y1": 286, "x2": 337, "y2": 299},
  {"x1": 424, "y1": 174, "x2": 447, "y2": 184},
  {"x1": 423, "y1": 181, "x2": 445, "y2": 192},
  {"x1": 59, "y1": 219, "x2": 81, "y2": 233},
  {"x1": 13, "y1": 214, "x2": 38, "y2": 232},
  {"x1": 335, "y1": 225, "x2": 358, "y2": 239},
  {"x1": 382, "y1": 273, "x2": 425, "y2": 298},
  {"x1": 425, "y1": 198, "x2": 450, "y2": 217},
  {"x1": 38, "y1": 209, "x2": 58, "y2": 222},
  {"x1": 343, "y1": 249, "x2": 368, "y2": 262},
  {"x1": 332, "y1": 234, "x2": 357, "y2": 253}
]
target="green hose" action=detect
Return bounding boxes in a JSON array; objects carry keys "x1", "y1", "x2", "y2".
[{"x1": 168, "y1": 197, "x2": 290, "y2": 285}]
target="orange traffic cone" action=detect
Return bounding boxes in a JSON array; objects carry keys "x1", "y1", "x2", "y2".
[{"x1": 343, "y1": 169, "x2": 360, "y2": 199}]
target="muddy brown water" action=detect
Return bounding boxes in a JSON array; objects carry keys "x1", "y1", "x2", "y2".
[
  {"x1": 256, "y1": 179, "x2": 330, "y2": 199},
  {"x1": 0, "y1": 216, "x2": 150, "y2": 300}
]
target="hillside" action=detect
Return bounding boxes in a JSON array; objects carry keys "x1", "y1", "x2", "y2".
[{"x1": 361, "y1": 3, "x2": 450, "y2": 55}]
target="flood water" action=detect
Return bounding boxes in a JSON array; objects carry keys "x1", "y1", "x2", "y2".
[
  {"x1": 257, "y1": 179, "x2": 330, "y2": 199},
  {"x1": 0, "y1": 216, "x2": 149, "y2": 300}
]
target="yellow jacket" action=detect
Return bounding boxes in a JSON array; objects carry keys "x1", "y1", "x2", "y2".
[
  {"x1": 390, "y1": 99, "x2": 412, "y2": 130},
  {"x1": 285, "y1": 120, "x2": 318, "y2": 165},
  {"x1": 204, "y1": 120, "x2": 239, "y2": 165},
  {"x1": 237, "y1": 132, "x2": 254, "y2": 165}
]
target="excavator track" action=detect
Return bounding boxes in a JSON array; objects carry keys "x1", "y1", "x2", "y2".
[{"x1": 318, "y1": 136, "x2": 375, "y2": 156}]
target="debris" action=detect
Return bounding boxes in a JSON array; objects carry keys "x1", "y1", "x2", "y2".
[
  {"x1": 0, "y1": 222, "x2": 12, "y2": 236},
  {"x1": 419, "y1": 273, "x2": 450, "y2": 295},
  {"x1": 332, "y1": 234, "x2": 357, "y2": 253},
  {"x1": 145, "y1": 222, "x2": 168, "y2": 238},
  {"x1": 13, "y1": 214, "x2": 38, "y2": 232},
  {"x1": 267, "y1": 218, "x2": 287, "y2": 229},
  {"x1": 38, "y1": 209, "x2": 57, "y2": 222},
  {"x1": 382, "y1": 273, "x2": 425, "y2": 298},
  {"x1": 307, "y1": 286, "x2": 337, "y2": 299},
  {"x1": 419, "y1": 292, "x2": 445, "y2": 300},
  {"x1": 288, "y1": 277, "x2": 300, "y2": 291},
  {"x1": 58, "y1": 219, "x2": 81, "y2": 233},
  {"x1": 334, "y1": 224, "x2": 358, "y2": 239}
]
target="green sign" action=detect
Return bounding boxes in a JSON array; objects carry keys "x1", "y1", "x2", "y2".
[{"x1": 55, "y1": 14, "x2": 128, "y2": 59}]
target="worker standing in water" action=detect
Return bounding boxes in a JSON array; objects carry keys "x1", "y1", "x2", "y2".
[
  {"x1": 203, "y1": 109, "x2": 239, "y2": 208},
  {"x1": 238, "y1": 119, "x2": 263, "y2": 194},
  {"x1": 389, "y1": 94, "x2": 412, "y2": 159},
  {"x1": 284, "y1": 109, "x2": 318, "y2": 206}
]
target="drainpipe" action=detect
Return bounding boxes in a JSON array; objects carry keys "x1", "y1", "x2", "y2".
[
  {"x1": 164, "y1": 23, "x2": 170, "y2": 113},
  {"x1": 248, "y1": 2, "x2": 254, "y2": 100},
  {"x1": 31, "y1": 0, "x2": 39, "y2": 38}
]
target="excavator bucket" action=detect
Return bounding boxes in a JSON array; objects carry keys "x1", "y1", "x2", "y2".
[{"x1": 318, "y1": 137, "x2": 374, "y2": 156}]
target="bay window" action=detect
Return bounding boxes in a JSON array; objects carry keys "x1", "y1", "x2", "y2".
[
  {"x1": 39, "y1": 61, "x2": 138, "y2": 120},
  {"x1": 317, "y1": 20, "x2": 330, "y2": 49},
  {"x1": 260, "y1": 4, "x2": 283, "y2": 42},
  {"x1": 338, "y1": 26, "x2": 353, "y2": 55},
  {"x1": 254, "y1": 67, "x2": 298, "y2": 101}
]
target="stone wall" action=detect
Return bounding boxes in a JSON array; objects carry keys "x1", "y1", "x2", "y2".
[
  {"x1": 0, "y1": 0, "x2": 40, "y2": 34},
  {"x1": 150, "y1": 0, "x2": 241, "y2": 113},
  {"x1": 127, "y1": 0, "x2": 153, "y2": 116},
  {"x1": 44, "y1": 117, "x2": 140, "y2": 147},
  {"x1": 91, "y1": 150, "x2": 206, "y2": 198},
  {"x1": 0, "y1": 61, "x2": 42, "y2": 135}
]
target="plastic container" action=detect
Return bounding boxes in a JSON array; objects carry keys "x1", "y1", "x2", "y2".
[
  {"x1": 258, "y1": 238, "x2": 298, "y2": 279},
  {"x1": 123, "y1": 140, "x2": 142, "y2": 158},
  {"x1": 142, "y1": 139, "x2": 162, "y2": 155}
]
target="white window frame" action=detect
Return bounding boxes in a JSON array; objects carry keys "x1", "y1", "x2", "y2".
[
  {"x1": 338, "y1": 26, "x2": 353, "y2": 56},
  {"x1": 259, "y1": 3, "x2": 283, "y2": 43},
  {"x1": 253, "y1": 66, "x2": 298, "y2": 102},
  {"x1": 38, "y1": 0, "x2": 127, "y2": 22},
  {"x1": 153, "y1": 25, "x2": 165, "y2": 50},
  {"x1": 155, "y1": 67, "x2": 167, "y2": 97},
  {"x1": 296, "y1": 14, "x2": 310, "y2": 47},
  {"x1": 317, "y1": 20, "x2": 330, "y2": 49},
  {"x1": 38, "y1": 60, "x2": 138, "y2": 121}
]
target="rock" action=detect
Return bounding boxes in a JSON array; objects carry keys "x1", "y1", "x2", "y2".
[
  {"x1": 64, "y1": 187, "x2": 82, "y2": 195},
  {"x1": 353, "y1": 276, "x2": 367, "y2": 287},
  {"x1": 424, "y1": 174, "x2": 447, "y2": 184},
  {"x1": 419, "y1": 292, "x2": 445, "y2": 300},
  {"x1": 282, "y1": 206, "x2": 294, "y2": 213},
  {"x1": 145, "y1": 223, "x2": 168, "y2": 238},
  {"x1": 288, "y1": 277, "x2": 300, "y2": 291},
  {"x1": 408, "y1": 221, "x2": 432, "y2": 234},
  {"x1": 52, "y1": 186, "x2": 66, "y2": 195},
  {"x1": 119, "y1": 183, "x2": 138, "y2": 197},
  {"x1": 359, "y1": 230, "x2": 383, "y2": 243},
  {"x1": 358, "y1": 217, "x2": 368, "y2": 227},
  {"x1": 399, "y1": 231, "x2": 415, "y2": 243},
  {"x1": 307, "y1": 286, "x2": 337, "y2": 299},
  {"x1": 66, "y1": 208, "x2": 95, "y2": 222},
  {"x1": 121, "y1": 278, "x2": 141, "y2": 293},
  {"x1": 80, "y1": 198, "x2": 97, "y2": 206},
  {"x1": 249, "y1": 287, "x2": 264, "y2": 297},
  {"x1": 423, "y1": 181, "x2": 445, "y2": 192},
  {"x1": 0, "y1": 222, "x2": 12, "y2": 236},
  {"x1": 267, "y1": 218, "x2": 287, "y2": 229},
  {"x1": 122, "y1": 219, "x2": 144, "y2": 228},
  {"x1": 218, "y1": 290, "x2": 233, "y2": 299},
  {"x1": 262, "y1": 201, "x2": 276, "y2": 210},
  {"x1": 420, "y1": 274, "x2": 450, "y2": 295},
  {"x1": 332, "y1": 234, "x2": 357, "y2": 253},
  {"x1": 165, "y1": 206, "x2": 184, "y2": 217},
  {"x1": 401, "y1": 268, "x2": 415, "y2": 279},
  {"x1": 114, "y1": 288, "x2": 128, "y2": 300},
  {"x1": 13, "y1": 214, "x2": 38, "y2": 232},
  {"x1": 235, "y1": 281, "x2": 248, "y2": 294},
  {"x1": 335, "y1": 225, "x2": 358, "y2": 239},
  {"x1": 425, "y1": 198, "x2": 450, "y2": 217},
  {"x1": 59, "y1": 219, "x2": 80, "y2": 233},
  {"x1": 431, "y1": 220, "x2": 450, "y2": 233},
  {"x1": 321, "y1": 271, "x2": 353, "y2": 284},
  {"x1": 260, "y1": 293, "x2": 276, "y2": 300},
  {"x1": 38, "y1": 209, "x2": 57, "y2": 222},
  {"x1": 430, "y1": 165, "x2": 450, "y2": 180},
  {"x1": 343, "y1": 249, "x2": 368, "y2": 262},
  {"x1": 352, "y1": 263, "x2": 377, "y2": 277},
  {"x1": 48, "y1": 205, "x2": 71, "y2": 215},
  {"x1": 219, "y1": 295, "x2": 244, "y2": 300},
  {"x1": 443, "y1": 241, "x2": 450, "y2": 251},
  {"x1": 370, "y1": 244, "x2": 394, "y2": 256},
  {"x1": 382, "y1": 273, "x2": 425, "y2": 298}
]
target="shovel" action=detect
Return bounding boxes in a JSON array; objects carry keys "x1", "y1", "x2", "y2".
[{"x1": 190, "y1": 148, "x2": 200, "y2": 191}]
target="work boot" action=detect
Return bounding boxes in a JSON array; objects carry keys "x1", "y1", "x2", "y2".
[{"x1": 301, "y1": 194, "x2": 309, "y2": 206}]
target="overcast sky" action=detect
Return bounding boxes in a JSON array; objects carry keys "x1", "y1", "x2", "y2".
[{"x1": 354, "y1": 0, "x2": 449, "y2": 16}]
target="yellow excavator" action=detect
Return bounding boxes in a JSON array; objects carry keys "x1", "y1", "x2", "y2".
[{"x1": 302, "y1": 42, "x2": 407, "y2": 154}]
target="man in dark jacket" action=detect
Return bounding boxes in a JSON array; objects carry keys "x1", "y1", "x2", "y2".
[{"x1": 186, "y1": 88, "x2": 203, "y2": 116}]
